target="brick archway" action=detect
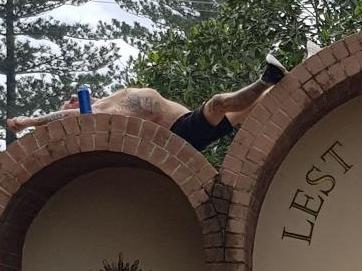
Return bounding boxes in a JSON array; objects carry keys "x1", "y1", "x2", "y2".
[
  {"x1": 0, "y1": 114, "x2": 221, "y2": 270},
  {"x1": 221, "y1": 32, "x2": 362, "y2": 270},
  {"x1": 3, "y1": 34, "x2": 362, "y2": 271}
]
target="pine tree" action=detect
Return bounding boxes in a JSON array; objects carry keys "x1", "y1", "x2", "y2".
[
  {"x1": 0, "y1": 0, "x2": 126, "y2": 146},
  {"x1": 0, "y1": 0, "x2": 224, "y2": 148},
  {"x1": 114, "y1": 0, "x2": 222, "y2": 30}
]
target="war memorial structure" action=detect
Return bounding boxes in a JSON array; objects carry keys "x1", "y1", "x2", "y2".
[{"x1": 0, "y1": 33, "x2": 362, "y2": 271}]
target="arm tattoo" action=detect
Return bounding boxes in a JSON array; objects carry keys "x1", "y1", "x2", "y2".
[
  {"x1": 144, "y1": 97, "x2": 153, "y2": 113},
  {"x1": 125, "y1": 95, "x2": 162, "y2": 114},
  {"x1": 128, "y1": 95, "x2": 143, "y2": 112}
]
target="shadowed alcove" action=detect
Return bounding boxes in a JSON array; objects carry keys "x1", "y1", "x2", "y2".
[{"x1": 2, "y1": 151, "x2": 206, "y2": 271}]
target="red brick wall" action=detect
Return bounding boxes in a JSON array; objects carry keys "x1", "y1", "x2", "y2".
[
  {"x1": 0, "y1": 114, "x2": 223, "y2": 270},
  {"x1": 220, "y1": 32, "x2": 362, "y2": 270},
  {"x1": 1, "y1": 32, "x2": 362, "y2": 271}
]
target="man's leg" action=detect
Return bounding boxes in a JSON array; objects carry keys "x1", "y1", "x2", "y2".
[
  {"x1": 7, "y1": 109, "x2": 79, "y2": 133},
  {"x1": 203, "y1": 54, "x2": 286, "y2": 126},
  {"x1": 225, "y1": 88, "x2": 270, "y2": 127}
]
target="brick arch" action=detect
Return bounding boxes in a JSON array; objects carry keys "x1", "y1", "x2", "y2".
[
  {"x1": 0, "y1": 114, "x2": 222, "y2": 270},
  {"x1": 220, "y1": 32, "x2": 362, "y2": 270}
]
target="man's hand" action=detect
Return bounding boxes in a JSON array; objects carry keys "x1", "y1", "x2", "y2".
[
  {"x1": 6, "y1": 117, "x2": 32, "y2": 133},
  {"x1": 61, "y1": 95, "x2": 79, "y2": 110}
]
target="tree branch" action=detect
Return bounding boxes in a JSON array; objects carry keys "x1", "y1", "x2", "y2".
[
  {"x1": 16, "y1": 52, "x2": 64, "y2": 73},
  {"x1": 63, "y1": 35, "x2": 120, "y2": 41},
  {"x1": 12, "y1": 31, "x2": 117, "y2": 41},
  {"x1": 296, "y1": 0, "x2": 316, "y2": 19},
  {"x1": 0, "y1": 119, "x2": 5, "y2": 136},
  {"x1": 16, "y1": 69, "x2": 80, "y2": 75},
  {"x1": 311, "y1": 0, "x2": 323, "y2": 41},
  {"x1": 14, "y1": 2, "x2": 70, "y2": 19}
]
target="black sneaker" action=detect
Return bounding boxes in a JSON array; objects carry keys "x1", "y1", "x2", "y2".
[{"x1": 261, "y1": 54, "x2": 287, "y2": 85}]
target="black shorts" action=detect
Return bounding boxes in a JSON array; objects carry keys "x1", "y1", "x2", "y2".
[{"x1": 170, "y1": 104, "x2": 234, "y2": 151}]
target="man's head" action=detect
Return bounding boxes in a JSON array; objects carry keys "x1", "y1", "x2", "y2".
[{"x1": 61, "y1": 95, "x2": 79, "y2": 110}]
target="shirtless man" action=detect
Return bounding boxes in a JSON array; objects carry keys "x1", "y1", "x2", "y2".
[{"x1": 6, "y1": 54, "x2": 286, "y2": 151}]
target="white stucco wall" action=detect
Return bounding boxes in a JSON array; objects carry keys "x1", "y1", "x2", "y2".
[
  {"x1": 254, "y1": 95, "x2": 362, "y2": 270},
  {"x1": 23, "y1": 167, "x2": 206, "y2": 271}
]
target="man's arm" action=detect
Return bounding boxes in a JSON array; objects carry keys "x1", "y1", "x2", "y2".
[
  {"x1": 7, "y1": 109, "x2": 79, "y2": 133},
  {"x1": 33, "y1": 109, "x2": 79, "y2": 126}
]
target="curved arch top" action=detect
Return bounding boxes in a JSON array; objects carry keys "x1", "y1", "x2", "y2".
[
  {"x1": 0, "y1": 114, "x2": 225, "y2": 270},
  {"x1": 0, "y1": 114, "x2": 217, "y2": 213},
  {"x1": 221, "y1": 32, "x2": 362, "y2": 269}
]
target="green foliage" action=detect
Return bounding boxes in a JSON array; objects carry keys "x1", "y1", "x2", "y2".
[
  {"x1": 114, "y1": 0, "x2": 222, "y2": 30},
  {"x1": 125, "y1": 0, "x2": 362, "y2": 166},
  {"x1": 98, "y1": 254, "x2": 146, "y2": 271},
  {"x1": 298, "y1": 0, "x2": 362, "y2": 45}
]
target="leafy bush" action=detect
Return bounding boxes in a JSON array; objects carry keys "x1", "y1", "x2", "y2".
[{"x1": 97, "y1": 254, "x2": 147, "y2": 271}]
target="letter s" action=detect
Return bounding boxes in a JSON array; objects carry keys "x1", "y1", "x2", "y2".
[{"x1": 306, "y1": 165, "x2": 336, "y2": 196}]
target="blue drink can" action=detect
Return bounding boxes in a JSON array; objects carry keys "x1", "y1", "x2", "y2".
[{"x1": 77, "y1": 85, "x2": 92, "y2": 114}]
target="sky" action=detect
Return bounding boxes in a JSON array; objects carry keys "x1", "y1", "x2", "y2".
[
  {"x1": 0, "y1": 0, "x2": 153, "y2": 151},
  {"x1": 47, "y1": 0, "x2": 153, "y2": 56}
]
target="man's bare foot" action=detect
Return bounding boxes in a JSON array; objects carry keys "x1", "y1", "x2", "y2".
[{"x1": 6, "y1": 117, "x2": 32, "y2": 133}]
